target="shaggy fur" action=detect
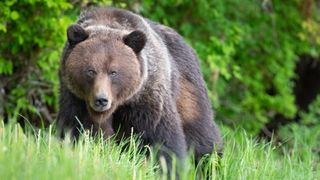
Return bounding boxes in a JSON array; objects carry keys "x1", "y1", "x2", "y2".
[{"x1": 57, "y1": 7, "x2": 223, "y2": 164}]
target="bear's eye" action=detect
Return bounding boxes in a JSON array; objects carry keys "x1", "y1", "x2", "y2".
[
  {"x1": 109, "y1": 71, "x2": 118, "y2": 77},
  {"x1": 86, "y1": 69, "x2": 96, "y2": 78}
]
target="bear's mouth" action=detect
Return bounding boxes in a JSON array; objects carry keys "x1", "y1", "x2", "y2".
[
  {"x1": 86, "y1": 102, "x2": 114, "y2": 124},
  {"x1": 91, "y1": 105, "x2": 109, "y2": 112}
]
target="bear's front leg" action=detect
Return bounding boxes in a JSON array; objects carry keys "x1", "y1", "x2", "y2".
[
  {"x1": 154, "y1": 112, "x2": 187, "y2": 162},
  {"x1": 145, "y1": 105, "x2": 187, "y2": 176},
  {"x1": 114, "y1": 103, "x2": 187, "y2": 167},
  {"x1": 57, "y1": 87, "x2": 89, "y2": 139}
]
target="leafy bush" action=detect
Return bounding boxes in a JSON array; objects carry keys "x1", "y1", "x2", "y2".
[
  {"x1": 0, "y1": 0, "x2": 75, "y2": 123},
  {"x1": 300, "y1": 95, "x2": 320, "y2": 125}
]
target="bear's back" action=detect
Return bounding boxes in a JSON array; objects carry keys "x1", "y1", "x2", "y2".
[
  {"x1": 77, "y1": 7, "x2": 145, "y2": 31},
  {"x1": 147, "y1": 20, "x2": 211, "y2": 106},
  {"x1": 147, "y1": 20, "x2": 223, "y2": 155},
  {"x1": 146, "y1": 20, "x2": 207, "y2": 93}
]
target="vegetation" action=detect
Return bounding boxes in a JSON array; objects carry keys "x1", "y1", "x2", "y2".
[
  {"x1": 0, "y1": 122, "x2": 319, "y2": 179},
  {"x1": 0, "y1": 0, "x2": 319, "y2": 179}
]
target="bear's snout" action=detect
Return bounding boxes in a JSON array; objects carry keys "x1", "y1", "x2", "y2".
[
  {"x1": 89, "y1": 94, "x2": 112, "y2": 113},
  {"x1": 88, "y1": 75, "x2": 113, "y2": 113}
]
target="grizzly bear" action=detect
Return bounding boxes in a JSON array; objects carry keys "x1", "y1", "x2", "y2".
[{"x1": 57, "y1": 7, "x2": 222, "y2": 165}]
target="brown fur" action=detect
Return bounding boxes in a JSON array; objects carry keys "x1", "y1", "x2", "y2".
[
  {"x1": 177, "y1": 78, "x2": 200, "y2": 123},
  {"x1": 63, "y1": 36, "x2": 142, "y2": 125},
  {"x1": 57, "y1": 8, "x2": 223, "y2": 170}
]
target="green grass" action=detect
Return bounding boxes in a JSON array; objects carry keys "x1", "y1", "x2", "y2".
[{"x1": 0, "y1": 122, "x2": 319, "y2": 180}]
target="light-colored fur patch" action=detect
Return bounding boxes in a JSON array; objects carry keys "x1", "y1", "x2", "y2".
[
  {"x1": 177, "y1": 78, "x2": 200, "y2": 123},
  {"x1": 85, "y1": 25, "x2": 130, "y2": 37}
]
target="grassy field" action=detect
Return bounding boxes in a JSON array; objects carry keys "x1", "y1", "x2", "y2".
[{"x1": 0, "y1": 121, "x2": 319, "y2": 180}]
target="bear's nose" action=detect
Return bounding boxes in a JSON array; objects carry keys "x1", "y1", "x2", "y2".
[{"x1": 95, "y1": 97, "x2": 108, "y2": 107}]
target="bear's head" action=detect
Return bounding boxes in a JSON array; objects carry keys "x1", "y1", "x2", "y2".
[{"x1": 63, "y1": 24, "x2": 146, "y2": 123}]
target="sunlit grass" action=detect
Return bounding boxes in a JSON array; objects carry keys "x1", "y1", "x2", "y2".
[
  {"x1": 0, "y1": 122, "x2": 158, "y2": 179},
  {"x1": 220, "y1": 126, "x2": 319, "y2": 180},
  {"x1": 0, "y1": 122, "x2": 319, "y2": 180}
]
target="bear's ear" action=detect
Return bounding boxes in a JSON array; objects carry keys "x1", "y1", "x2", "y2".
[
  {"x1": 123, "y1": 30, "x2": 146, "y2": 54},
  {"x1": 67, "y1": 24, "x2": 88, "y2": 45}
]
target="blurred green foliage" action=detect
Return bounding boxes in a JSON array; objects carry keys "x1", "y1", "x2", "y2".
[
  {"x1": 300, "y1": 95, "x2": 320, "y2": 125},
  {"x1": 0, "y1": 0, "x2": 75, "y2": 122},
  {"x1": 0, "y1": 0, "x2": 319, "y2": 135}
]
